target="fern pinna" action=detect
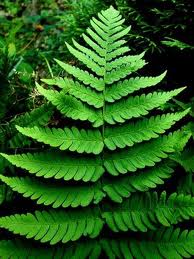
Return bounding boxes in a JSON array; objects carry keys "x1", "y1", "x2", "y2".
[{"x1": 0, "y1": 6, "x2": 194, "y2": 259}]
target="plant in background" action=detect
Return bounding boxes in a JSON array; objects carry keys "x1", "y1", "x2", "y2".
[
  {"x1": 0, "y1": 6, "x2": 194, "y2": 258},
  {"x1": 115, "y1": 0, "x2": 194, "y2": 53},
  {"x1": 170, "y1": 99, "x2": 194, "y2": 197},
  {"x1": 0, "y1": 25, "x2": 52, "y2": 206},
  {"x1": 0, "y1": 24, "x2": 35, "y2": 119},
  {"x1": 0, "y1": 0, "x2": 112, "y2": 79},
  {"x1": 0, "y1": 103, "x2": 53, "y2": 206}
]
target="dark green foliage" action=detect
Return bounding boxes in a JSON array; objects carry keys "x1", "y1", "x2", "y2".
[{"x1": 115, "y1": 0, "x2": 194, "y2": 53}]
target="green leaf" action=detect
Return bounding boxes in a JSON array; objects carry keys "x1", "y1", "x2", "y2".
[
  {"x1": 16, "y1": 126, "x2": 104, "y2": 155},
  {"x1": 105, "y1": 71, "x2": 167, "y2": 102},
  {"x1": 0, "y1": 209, "x2": 103, "y2": 244},
  {"x1": 103, "y1": 162, "x2": 174, "y2": 202},
  {"x1": 104, "y1": 88, "x2": 185, "y2": 124},
  {"x1": 102, "y1": 191, "x2": 194, "y2": 232},
  {"x1": 37, "y1": 83, "x2": 103, "y2": 127},
  {"x1": 0, "y1": 175, "x2": 105, "y2": 208},
  {"x1": 0, "y1": 152, "x2": 104, "y2": 182},
  {"x1": 104, "y1": 130, "x2": 191, "y2": 175},
  {"x1": 104, "y1": 110, "x2": 189, "y2": 150},
  {"x1": 7, "y1": 43, "x2": 16, "y2": 58},
  {"x1": 54, "y1": 59, "x2": 104, "y2": 91}
]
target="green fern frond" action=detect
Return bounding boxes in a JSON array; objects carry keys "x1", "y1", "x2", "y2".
[
  {"x1": 171, "y1": 147, "x2": 194, "y2": 173},
  {"x1": 104, "y1": 110, "x2": 189, "y2": 150},
  {"x1": 101, "y1": 227, "x2": 194, "y2": 259},
  {"x1": 0, "y1": 152, "x2": 104, "y2": 182},
  {"x1": 8, "y1": 104, "x2": 53, "y2": 148},
  {"x1": 54, "y1": 59, "x2": 104, "y2": 91},
  {"x1": 0, "y1": 6, "x2": 193, "y2": 258},
  {"x1": 16, "y1": 126, "x2": 104, "y2": 154},
  {"x1": 104, "y1": 88, "x2": 185, "y2": 124},
  {"x1": 0, "y1": 239, "x2": 100, "y2": 259},
  {"x1": 72, "y1": 38, "x2": 104, "y2": 66},
  {"x1": 65, "y1": 42, "x2": 104, "y2": 76},
  {"x1": 0, "y1": 175, "x2": 104, "y2": 208},
  {"x1": 67, "y1": 79, "x2": 104, "y2": 108},
  {"x1": 106, "y1": 52, "x2": 145, "y2": 71},
  {"x1": 102, "y1": 191, "x2": 194, "y2": 232},
  {"x1": 36, "y1": 83, "x2": 103, "y2": 127},
  {"x1": 103, "y1": 162, "x2": 174, "y2": 202},
  {"x1": 1, "y1": 228, "x2": 194, "y2": 259},
  {"x1": 0, "y1": 209, "x2": 104, "y2": 244},
  {"x1": 105, "y1": 59, "x2": 146, "y2": 84},
  {"x1": 41, "y1": 78, "x2": 104, "y2": 108},
  {"x1": 1, "y1": 227, "x2": 193, "y2": 259},
  {"x1": 0, "y1": 192, "x2": 193, "y2": 244},
  {"x1": 105, "y1": 71, "x2": 167, "y2": 102},
  {"x1": 104, "y1": 130, "x2": 190, "y2": 175}
]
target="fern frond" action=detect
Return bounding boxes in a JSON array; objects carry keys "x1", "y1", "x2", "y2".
[
  {"x1": 0, "y1": 152, "x2": 104, "y2": 182},
  {"x1": 64, "y1": 79, "x2": 104, "y2": 108},
  {"x1": 1, "y1": 228, "x2": 194, "y2": 259},
  {"x1": 97, "y1": 10, "x2": 124, "y2": 26},
  {"x1": 105, "y1": 71, "x2": 167, "y2": 102},
  {"x1": 105, "y1": 59, "x2": 146, "y2": 84},
  {"x1": 0, "y1": 192, "x2": 192, "y2": 245},
  {"x1": 65, "y1": 42, "x2": 104, "y2": 76},
  {"x1": 104, "y1": 110, "x2": 189, "y2": 150},
  {"x1": 171, "y1": 147, "x2": 194, "y2": 173},
  {"x1": 54, "y1": 59, "x2": 104, "y2": 91},
  {"x1": 9, "y1": 104, "x2": 53, "y2": 148},
  {"x1": 89, "y1": 14, "x2": 131, "y2": 44},
  {"x1": 106, "y1": 51, "x2": 145, "y2": 71},
  {"x1": 102, "y1": 191, "x2": 194, "y2": 232},
  {"x1": 0, "y1": 6, "x2": 192, "y2": 257},
  {"x1": 101, "y1": 227, "x2": 194, "y2": 259},
  {"x1": 82, "y1": 33, "x2": 105, "y2": 57},
  {"x1": 86, "y1": 27, "x2": 107, "y2": 49},
  {"x1": 104, "y1": 88, "x2": 185, "y2": 124},
  {"x1": 109, "y1": 26, "x2": 131, "y2": 42},
  {"x1": 106, "y1": 46, "x2": 130, "y2": 61},
  {"x1": 104, "y1": 130, "x2": 190, "y2": 175},
  {"x1": 41, "y1": 77, "x2": 69, "y2": 89},
  {"x1": 0, "y1": 175, "x2": 104, "y2": 208},
  {"x1": 16, "y1": 126, "x2": 104, "y2": 155},
  {"x1": 103, "y1": 162, "x2": 174, "y2": 202},
  {"x1": 37, "y1": 84, "x2": 103, "y2": 127},
  {"x1": 0, "y1": 239, "x2": 100, "y2": 259},
  {"x1": 72, "y1": 39, "x2": 104, "y2": 66},
  {"x1": 0, "y1": 209, "x2": 103, "y2": 244},
  {"x1": 13, "y1": 104, "x2": 53, "y2": 127},
  {"x1": 41, "y1": 77, "x2": 104, "y2": 108}
]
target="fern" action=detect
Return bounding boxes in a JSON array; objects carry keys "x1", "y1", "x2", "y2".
[
  {"x1": 0, "y1": 6, "x2": 193, "y2": 258},
  {"x1": 16, "y1": 125, "x2": 104, "y2": 154},
  {"x1": 0, "y1": 175, "x2": 104, "y2": 208},
  {"x1": 0, "y1": 151, "x2": 104, "y2": 182},
  {"x1": 0, "y1": 192, "x2": 193, "y2": 242},
  {"x1": 1, "y1": 228, "x2": 193, "y2": 259},
  {"x1": 8, "y1": 103, "x2": 53, "y2": 148},
  {"x1": 172, "y1": 147, "x2": 194, "y2": 173}
]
